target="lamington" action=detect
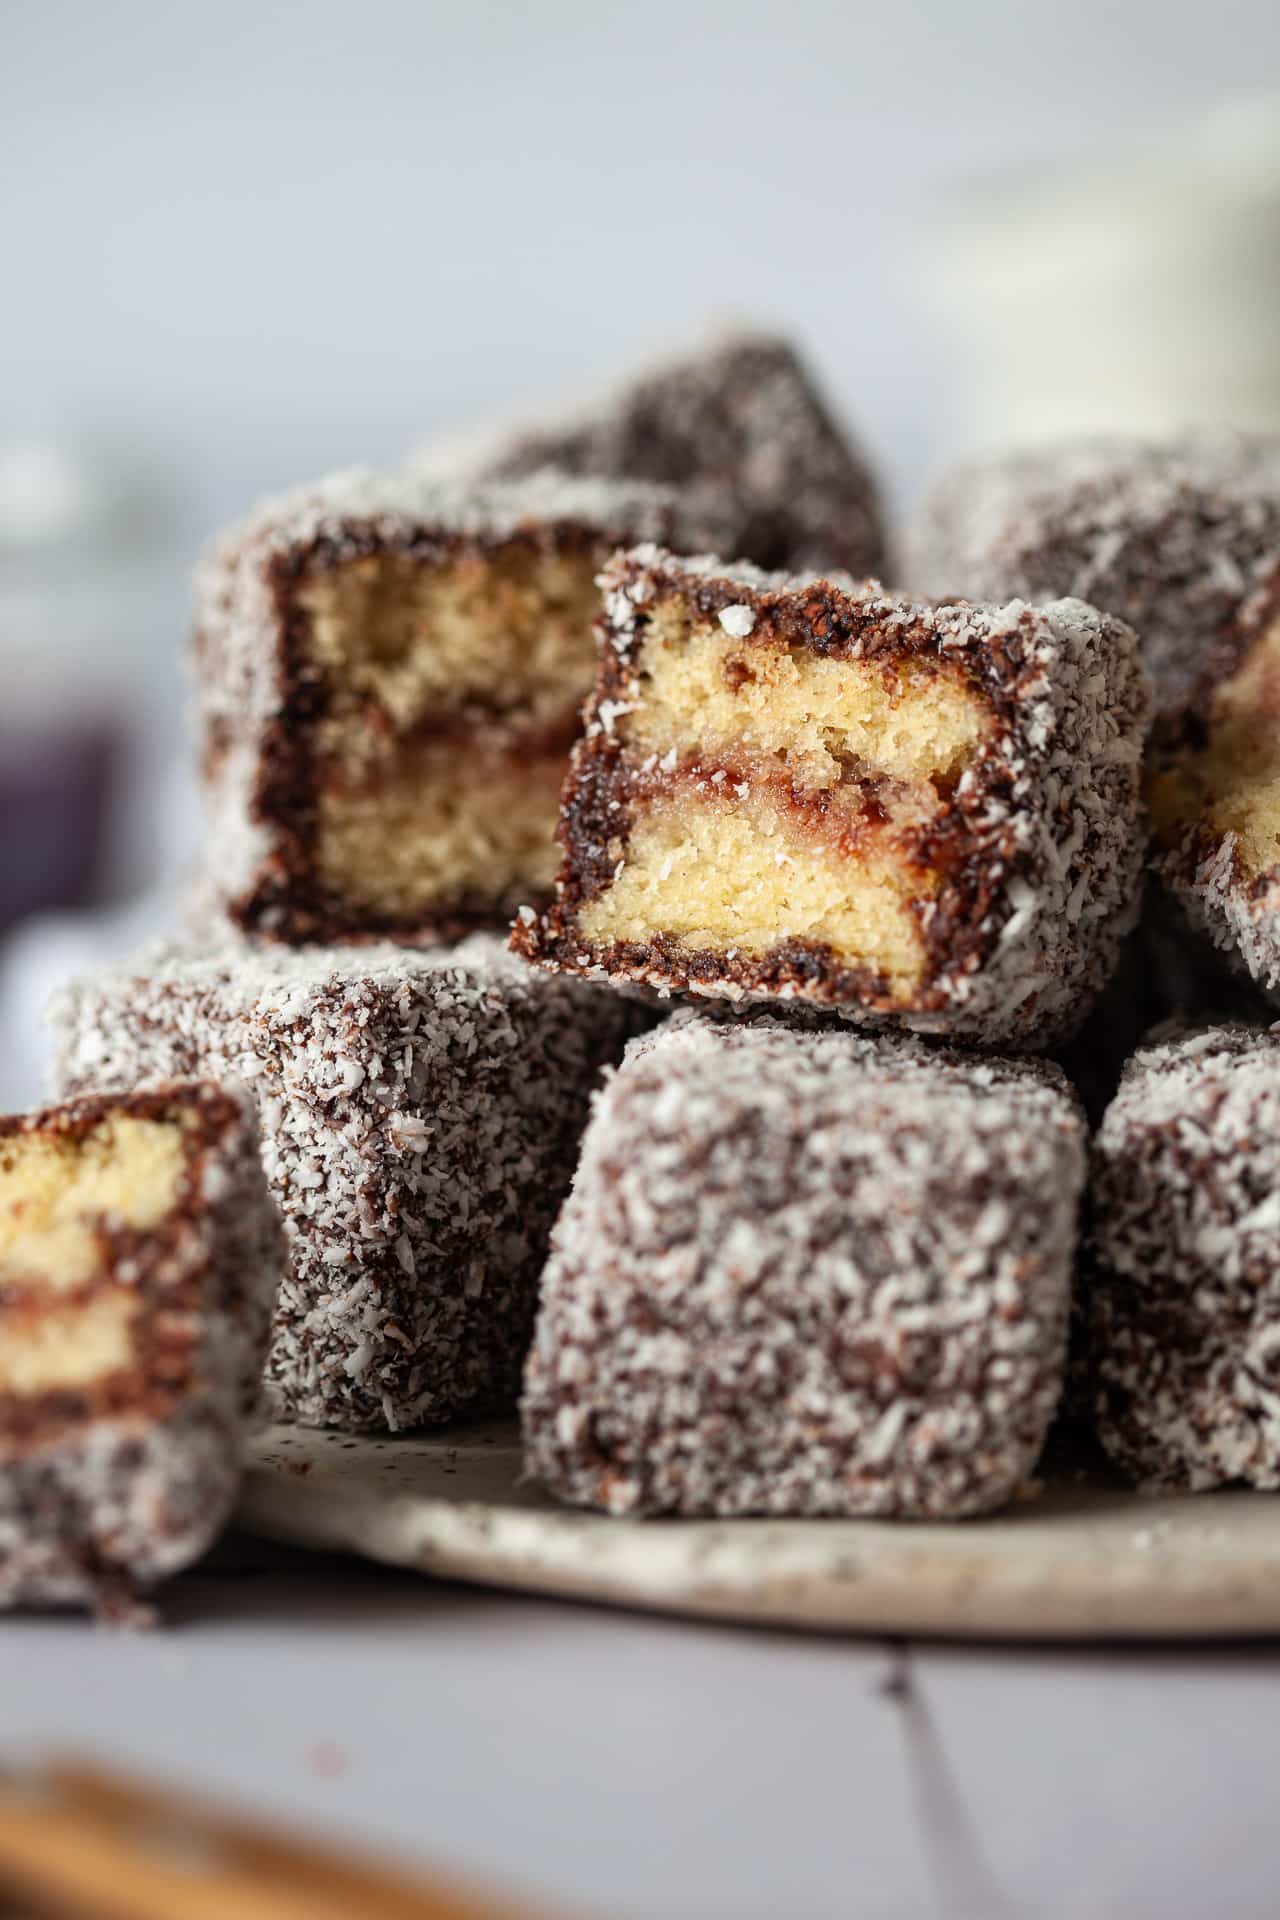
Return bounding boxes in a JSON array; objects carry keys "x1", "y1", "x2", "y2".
[
  {"x1": 466, "y1": 329, "x2": 887, "y2": 577},
  {"x1": 512, "y1": 547, "x2": 1149, "y2": 1050},
  {"x1": 54, "y1": 938, "x2": 638, "y2": 1432},
  {"x1": 1148, "y1": 568, "x2": 1280, "y2": 999},
  {"x1": 903, "y1": 433, "x2": 1280, "y2": 714},
  {"x1": 1089, "y1": 1022, "x2": 1280, "y2": 1491},
  {"x1": 195, "y1": 466, "x2": 737, "y2": 945},
  {"x1": 523, "y1": 1014, "x2": 1085, "y2": 1519},
  {"x1": 0, "y1": 1082, "x2": 280, "y2": 1611}
]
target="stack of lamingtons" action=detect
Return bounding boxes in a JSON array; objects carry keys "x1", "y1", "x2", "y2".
[{"x1": 6, "y1": 331, "x2": 1280, "y2": 1615}]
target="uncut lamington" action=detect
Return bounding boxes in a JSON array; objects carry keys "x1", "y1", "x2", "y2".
[
  {"x1": 195, "y1": 465, "x2": 738, "y2": 946},
  {"x1": 0, "y1": 1081, "x2": 280, "y2": 1610},
  {"x1": 513, "y1": 547, "x2": 1149, "y2": 1051},
  {"x1": 1089, "y1": 1021, "x2": 1280, "y2": 1492},
  {"x1": 524, "y1": 1014, "x2": 1085, "y2": 1519},
  {"x1": 53, "y1": 937, "x2": 638, "y2": 1432},
  {"x1": 904, "y1": 432, "x2": 1280, "y2": 715},
  {"x1": 470, "y1": 329, "x2": 888, "y2": 578}
]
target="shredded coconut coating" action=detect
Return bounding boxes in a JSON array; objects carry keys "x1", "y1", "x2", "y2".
[
  {"x1": 904, "y1": 433, "x2": 1280, "y2": 714},
  {"x1": 52, "y1": 938, "x2": 639, "y2": 1433},
  {"x1": 524, "y1": 1014, "x2": 1085, "y2": 1519},
  {"x1": 0, "y1": 1082, "x2": 280, "y2": 1611},
  {"x1": 193, "y1": 464, "x2": 740, "y2": 943},
  {"x1": 515, "y1": 548, "x2": 1150, "y2": 1051},
  {"x1": 466, "y1": 329, "x2": 888, "y2": 577},
  {"x1": 1152, "y1": 845, "x2": 1280, "y2": 1006},
  {"x1": 1089, "y1": 1021, "x2": 1280, "y2": 1491}
]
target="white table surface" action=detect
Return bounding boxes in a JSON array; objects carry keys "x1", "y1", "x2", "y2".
[{"x1": 4, "y1": 1533, "x2": 1280, "y2": 1920}]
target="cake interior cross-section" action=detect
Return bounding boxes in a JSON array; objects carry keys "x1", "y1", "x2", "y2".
[
  {"x1": 292, "y1": 531, "x2": 602, "y2": 928},
  {"x1": 0, "y1": 1082, "x2": 279, "y2": 1609},
  {"x1": 196, "y1": 470, "x2": 736, "y2": 944},
  {"x1": 576, "y1": 586, "x2": 991, "y2": 992},
  {"x1": 515, "y1": 547, "x2": 1148, "y2": 1046}
]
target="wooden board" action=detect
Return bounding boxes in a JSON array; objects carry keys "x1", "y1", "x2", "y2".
[{"x1": 239, "y1": 1422, "x2": 1280, "y2": 1640}]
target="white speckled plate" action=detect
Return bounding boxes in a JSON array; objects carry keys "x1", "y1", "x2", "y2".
[{"x1": 238, "y1": 1422, "x2": 1280, "y2": 1639}]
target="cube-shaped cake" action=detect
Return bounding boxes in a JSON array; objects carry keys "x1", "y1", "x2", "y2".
[
  {"x1": 904, "y1": 433, "x2": 1280, "y2": 715},
  {"x1": 513, "y1": 548, "x2": 1149, "y2": 1049},
  {"x1": 523, "y1": 1014, "x2": 1085, "y2": 1518},
  {"x1": 54, "y1": 938, "x2": 639, "y2": 1431},
  {"x1": 0, "y1": 1082, "x2": 280, "y2": 1610},
  {"x1": 195, "y1": 467, "x2": 736, "y2": 944},
  {"x1": 472, "y1": 328, "x2": 887, "y2": 577},
  {"x1": 1090, "y1": 1022, "x2": 1280, "y2": 1491}
]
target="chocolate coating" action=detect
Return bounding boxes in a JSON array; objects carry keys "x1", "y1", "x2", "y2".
[
  {"x1": 524, "y1": 1014, "x2": 1085, "y2": 1519},
  {"x1": 477, "y1": 330, "x2": 887, "y2": 577},
  {"x1": 53, "y1": 938, "x2": 639, "y2": 1433},
  {"x1": 1089, "y1": 1022, "x2": 1280, "y2": 1490},
  {"x1": 904, "y1": 433, "x2": 1280, "y2": 715}
]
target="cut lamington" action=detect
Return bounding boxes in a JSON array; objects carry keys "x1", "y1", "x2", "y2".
[
  {"x1": 1089, "y1": 1022, "x2": 1280, "y2": 1491},
  {"x1": 0, "y1": 1082, "x2": 280, "y2": 1610},
  {"x1": 513, "y1": 548, "x2": 1149, "y2": 1049},
  {"x1": 903, "y1": 433, "x2": 1280, "y2": 715},
  {"x1": 463, "y1": 329, "x2": 888, "y2": 578},
  {"x1": 195, "y1": 466, "x2": 737, "y2": 945},
  {"x1": 524, "y1": 1013, "x2": 1085, "y2": 1519},
  {"x1": 1148, "y1": 568, "x2": 1280, "y2": 999},
  {"x1": 53, "y1": 937, "x2": 639, "y2": 1432}
]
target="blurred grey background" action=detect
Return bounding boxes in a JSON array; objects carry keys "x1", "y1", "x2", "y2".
[
  {"x1": 9, "y1": 0, "x2": 1280, "y2": 523},
  {"x1": 3, "y1": 0, "x2": 1280, "y2": 1106}
]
